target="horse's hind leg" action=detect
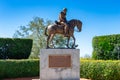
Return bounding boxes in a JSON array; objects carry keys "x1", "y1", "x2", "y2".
[
  {"x1": 46, "y1": 35, "x2": 50, "y2": 48},
  {"x1": 49, "y1": 34, "x2": 55, "y2": 48}
]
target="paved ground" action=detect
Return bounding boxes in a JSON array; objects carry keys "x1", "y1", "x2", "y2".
[{"x1": 4, "y1": 77, "x2": 91, "y2": 80}]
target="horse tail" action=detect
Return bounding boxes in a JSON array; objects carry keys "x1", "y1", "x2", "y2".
[{"x1": 44, "y1": 27, "x2": 48, "y2": 36}]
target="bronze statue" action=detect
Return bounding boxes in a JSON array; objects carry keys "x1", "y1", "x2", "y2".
[{"x1": 45, "y1": 19, "x2": 82, "y2": 48}]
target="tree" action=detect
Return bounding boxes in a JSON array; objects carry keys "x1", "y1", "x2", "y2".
[{"x1": 13, "y1": 17, "x2": 67, "y2": 58}]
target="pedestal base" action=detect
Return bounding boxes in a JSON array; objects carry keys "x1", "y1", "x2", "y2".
[{"x1": 40, "y1": 49, "x2": 80, "y2": 80}]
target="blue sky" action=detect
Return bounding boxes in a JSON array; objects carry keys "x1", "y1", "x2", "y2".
[{"x1": 0, "y1": 0, "x2": 120, "y2": 57}]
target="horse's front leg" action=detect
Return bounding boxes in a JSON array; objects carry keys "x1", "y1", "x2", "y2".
[
  {"x1": 67, "y1": 36, "x2": 70, "y2": 48},
  {"x1": 72, "y1": 36, "x2": 75, "y2": 48}
]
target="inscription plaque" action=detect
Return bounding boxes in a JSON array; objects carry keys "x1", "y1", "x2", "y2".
[{"x1": 49, "y1": 54, "x2": 71, "y2": 68}]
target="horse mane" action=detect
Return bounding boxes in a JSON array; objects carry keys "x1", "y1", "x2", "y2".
[{"x1": 68, "y1": 19, "x2": 81, "y2": 23}]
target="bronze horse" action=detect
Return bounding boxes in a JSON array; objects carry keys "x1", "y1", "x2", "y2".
[{"x1": 45, "y1": 19, "x2": 82, "y2": 48}]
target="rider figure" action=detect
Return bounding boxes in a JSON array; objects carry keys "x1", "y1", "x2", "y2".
[{"x1": 56, "y1": 8, "x2": 69, "y2": 37}]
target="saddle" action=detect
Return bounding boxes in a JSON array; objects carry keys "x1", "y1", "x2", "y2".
[
  {"x1": 55, "y1": 20, "x2": 61, "y2": 25},
  {"x1": 55, "y1": 21, "x2": 64, "y2": 28}
]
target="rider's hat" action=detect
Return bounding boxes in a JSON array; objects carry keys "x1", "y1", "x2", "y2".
[{"x1": 63, "y1": 8, "x2": 67, "y2": 11}]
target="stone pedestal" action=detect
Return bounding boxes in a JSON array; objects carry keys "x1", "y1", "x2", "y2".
[{"x1": 40, "y1": 49, "x2": 80, "y2": 80}]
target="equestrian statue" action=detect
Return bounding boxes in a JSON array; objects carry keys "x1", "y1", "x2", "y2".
[{"x1": 45, "y1": 8, "x2": 82, "y2": 48}]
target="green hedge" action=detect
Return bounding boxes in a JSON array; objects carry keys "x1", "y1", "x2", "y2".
[
  {"x1": 1, "y1": 59, "x2": 120, "y2": 80},
  {"x1": 80, "y1": 60, "x2": 120, "y2": 80},
  {"x1": 92, "y1": 34, "x2": 120, "y2": 60},
  {"x1": 0, "y1": 59, "x2": 39, "y2": 79},
  {"x1": 0, "y1": 38, "x2": 33, "y2": 59}
]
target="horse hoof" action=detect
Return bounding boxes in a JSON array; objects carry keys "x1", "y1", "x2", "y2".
[
  {"x1": 46, "y1": 46, "x2": 50, "y2": 49},
  {"x1": 71, "y1": 46, "x2": 75, "y2": 49},
  {"x1": 75, "y1": 45, "x2": 78, "y2": 47},
  {"x1": 72, "y1": 47, "x2": 75, "y2": 49},
  {"x1": 67, "y1": 47, "x2": 70, "y2": 48}
]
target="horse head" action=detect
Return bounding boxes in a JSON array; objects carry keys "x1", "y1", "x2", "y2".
[{"x1": 68, "y1": 19, "x2": 82, "y2": 32}]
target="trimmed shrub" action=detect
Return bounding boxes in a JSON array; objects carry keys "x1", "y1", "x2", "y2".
[
  {"x1": 2, "y1": 59, "x2": 120, "y2": 80},
  {"x1": 0, "y1": 59, "x2": 39, "y2": 79},
  {"x1": 80, "y1": 60, "x2": 120, "y2": 80},
  {"x1": 0, "y1": 38, "x2": 33, "y2": 59},
  {"x1": 92, "y1": 34, "x2": 120, "y2": 60}
]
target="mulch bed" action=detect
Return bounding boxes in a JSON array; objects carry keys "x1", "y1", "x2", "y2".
[
  {"x1": 4, "y1": 77, "x2": 91, "y2": 80},
  {"x1": 4, "y1": 77, "x2": 39, "y2": 80}
]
